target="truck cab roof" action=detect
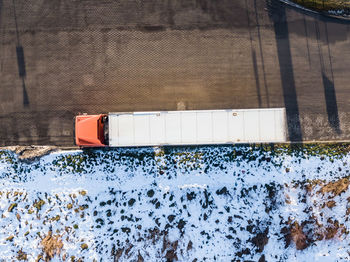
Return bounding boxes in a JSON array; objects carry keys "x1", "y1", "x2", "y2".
[{"x1": 75, "y1": 114, "x2": 106, "y2": 147}]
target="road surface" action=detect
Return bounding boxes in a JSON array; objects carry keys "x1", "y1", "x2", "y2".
[{"x1": 0, "y1": 0, "x2": 349, "y2": 146}]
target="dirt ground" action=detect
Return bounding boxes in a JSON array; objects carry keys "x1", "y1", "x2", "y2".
[{"x1": 1, "y1": 0, "x2": 350, "y2": 146}]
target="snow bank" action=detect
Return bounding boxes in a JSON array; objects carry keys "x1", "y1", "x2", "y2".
[{"x1": 0, "y1": 145, "x2": 349, "y2": 261}]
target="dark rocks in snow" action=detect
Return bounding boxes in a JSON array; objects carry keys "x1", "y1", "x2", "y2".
[
  {"x1": 187, "y1": 240, "x2": 193, "y2": 251},
  {"x1": 246, "y1": 224, "x2": 255, "y2": 234},
  {"x1": 203, "y1": 213, "x2": 208, "y2": 221},
  {"x1": 200, "y1": 190, "x2": 214, "y2": 209},
  {"x1": 258, "y1": 254, "x2": 266, "y2": 262},
  {"x1": 165, "y1": 249, "x2": 178, "y2": 261},
  {"x1": 96, "y1": 218, "x2": 104, "y2": 226},
  {"x1": 128, "y1": 198, "x2": 136, "y2": 207},
  {"x1": 155, "y1": 218, "x2": 161, "y2": 227},
  {"x1": 147, "y1": 190, "x2": 155, "y2": 198},
  {"x1": 228, "y1": 227, "x2": 236, "y2": 234},
  {"x1": 177, "y1": 219, "x2": 186, "y2": 232},
  {"x1": 168, "y1": 215, "x2": 175, "y2": 223},
  {"x1": 216, "y1": 187, "x2": 228, "y2": 195},
  {"x1": 235, "y1": 247, "x2": 251, "y2": 257},
  {"x1": 187, "y1": 192, "x2": 196, "y2": 201},
  {"x1": 121, "y1": 227, "x2": 131, "y2": 234}
]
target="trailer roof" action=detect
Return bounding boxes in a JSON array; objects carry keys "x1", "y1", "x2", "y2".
[{"x1": 108, "y1": 108, "x2": 286, "y2": 147}]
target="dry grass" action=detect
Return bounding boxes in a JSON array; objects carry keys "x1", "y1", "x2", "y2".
[
  {"x1": 290, "y1": 222, "x2": 308, "y2": 250},
  {"x1": 318, "y1": 178, "x2": 350, "y2": 196},
  {"x1": 40, "y1": 231, "x2": 63, "y2": 261},
  {"x1": 283, "y1": 177, "x2": 350, "y2": 249},
  {"x1": 291, "y1": 0, "x2": 350, "y2": 12}
]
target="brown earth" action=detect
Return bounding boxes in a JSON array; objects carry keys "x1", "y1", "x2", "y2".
[
  {"x1": 4, "y1": 146, "x2": 57, "y2": 161},
  {"x1": 1, "y1": 0, "x2": 350, "y2": 145},
  {"x1": 283, "y1": 177, "x2": 350, "y2": 249}
]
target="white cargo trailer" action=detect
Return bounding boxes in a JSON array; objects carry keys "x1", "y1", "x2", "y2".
[{"x1": 75, "y1": 108, "x2": 287, "y2": 147}]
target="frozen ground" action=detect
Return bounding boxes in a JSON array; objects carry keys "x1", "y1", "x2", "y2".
[{"x1": 0, "y1": 144, "x2": 350, "y2": 261}]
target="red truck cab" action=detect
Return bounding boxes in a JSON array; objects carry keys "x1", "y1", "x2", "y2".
[{"x1": 75, "y1": 114, "x2": 108, "y2": 147}]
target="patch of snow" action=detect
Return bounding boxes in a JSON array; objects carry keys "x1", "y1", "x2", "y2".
[{"x1": 0, "y1": 146, "x2": 349, "y2": 261}]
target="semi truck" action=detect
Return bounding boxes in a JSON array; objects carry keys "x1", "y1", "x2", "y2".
[{"x1": 75, "y1": 108, "x2": 287, "y2": 147}]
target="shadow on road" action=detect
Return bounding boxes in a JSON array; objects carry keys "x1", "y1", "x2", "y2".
[
  {"x1": 266, "y1": 0, "x2": 302, "y2": 142},
  {"x1": 245, "y1": 0, "x2": 262, "y2": 107},
  {"x1": 314, "y1": 20, "x2": 341, "y2": 134},
  {"x1": 13, "y1": 0, "x2": 29, "y2": 107},
  {"x1": 0, "y1": 0, "x2": 2, "y2": 22},
  {"x1": 253, "y1": 0, "x2": 269, "y2": 107},
  {"x1": 322, "y1": 73, "x2": 340, "y2": 133}
]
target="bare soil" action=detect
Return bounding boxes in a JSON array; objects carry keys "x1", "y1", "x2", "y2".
[{"x1": 4, "y1": 146, "x2": 57, "y2": 162}]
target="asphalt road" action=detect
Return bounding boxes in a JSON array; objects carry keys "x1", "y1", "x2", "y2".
[{"x1": 0, "y1": 0, "x2": 349, "y2": 146}]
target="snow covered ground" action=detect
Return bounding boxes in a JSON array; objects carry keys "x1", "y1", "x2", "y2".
[{"x1": 0, "y1": 144, "x2": 349, "y2": 261}]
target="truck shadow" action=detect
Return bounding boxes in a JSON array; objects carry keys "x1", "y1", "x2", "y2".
[
  {"x1": 271, "y1": 0, "x2": 345, "y2": 137},
  {"x1": 322, "y1": 73, "x2": 340, "y2": 133},
  {"x1": 266, "y1": 0, "x2": 302, "y2": 142},
  {"x1": 314, "y1": 20, "x2": 341, "y2": 134}
]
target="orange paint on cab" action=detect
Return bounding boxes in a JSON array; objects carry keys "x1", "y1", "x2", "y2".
[{"x1": 75, "y1": 114, "x2": 106, "y2": 146}]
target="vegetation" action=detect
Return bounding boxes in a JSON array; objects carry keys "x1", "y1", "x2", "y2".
[
  {"x1": 1, "y1": 143, "x2": 350, "y2": 177},
  {"x1": 291, "y1": 0, "x2": 350, "y2": 14}
]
